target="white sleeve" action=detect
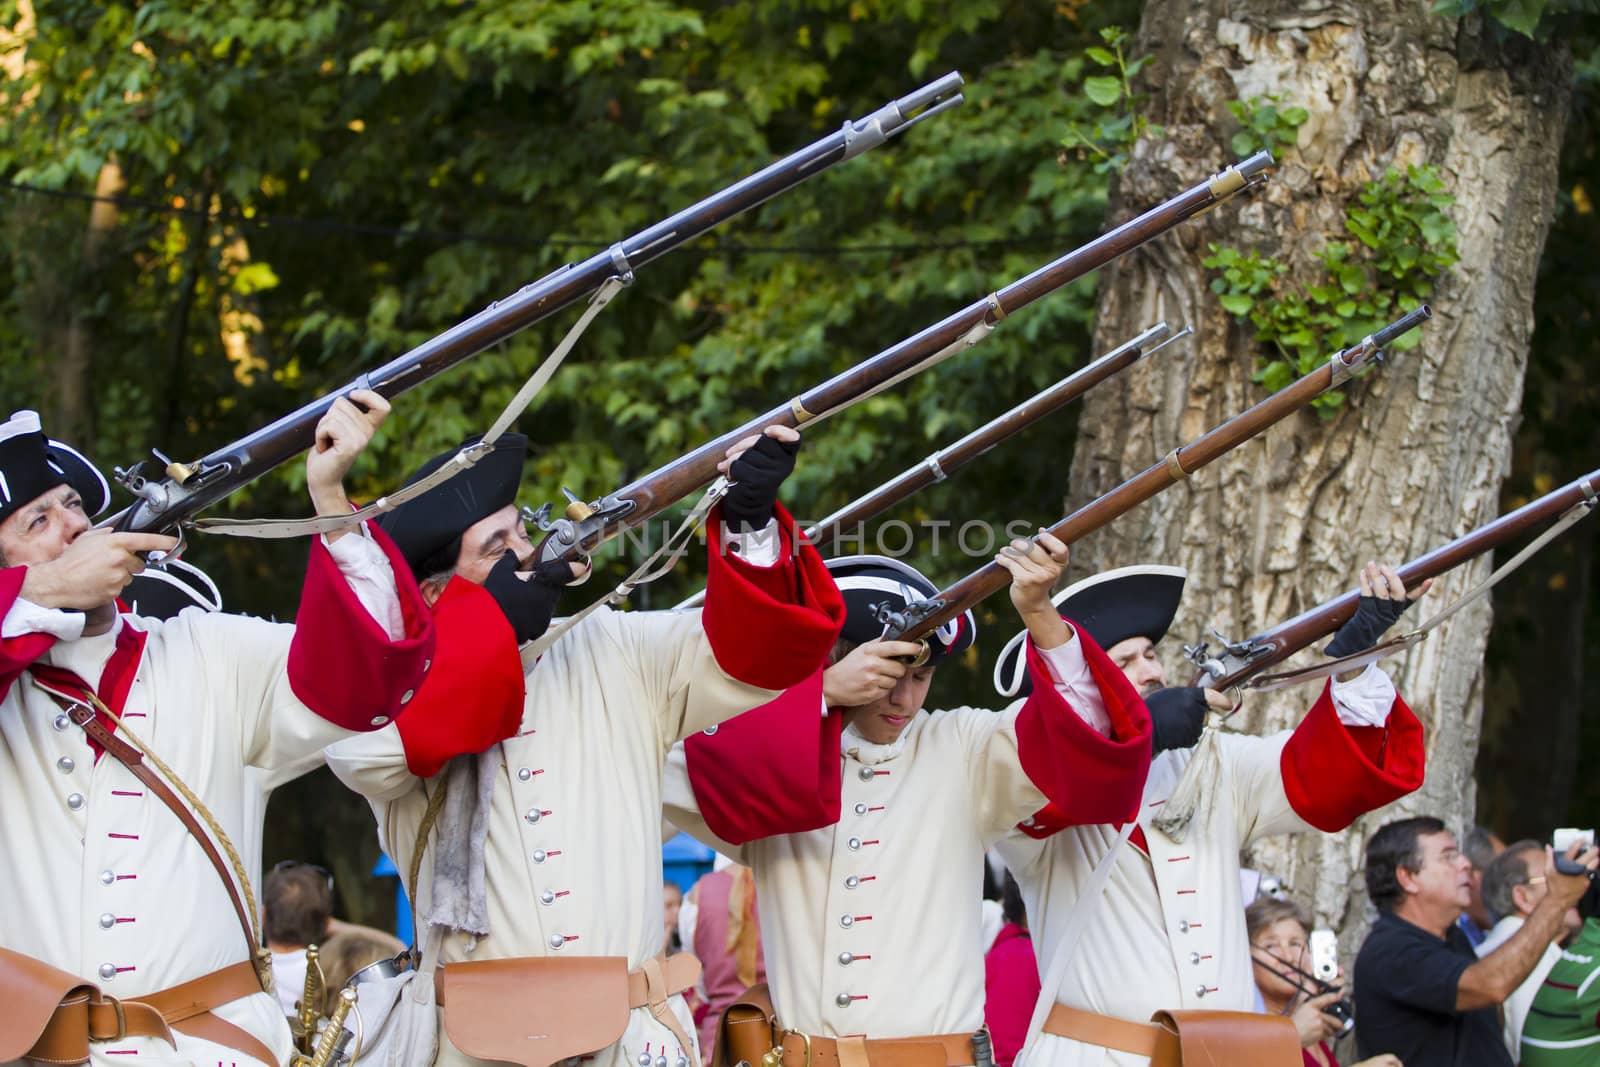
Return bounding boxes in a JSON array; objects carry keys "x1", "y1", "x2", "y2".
[
  {"x1": 1035, "y1": 634, "x2": 1113, "y2": 737},
  {"x1": 719, "y1": 518, "x2": 779, "y2": 568},
  {"x1": 1, "y1": 597, "x2": 86, "y2": 641},
  {"x1": 1328, "y1": 663, "x2": 1398, "y2": 728},
  {"x1": 323, "y1": 523, "x2": 405, "y2": 640}
]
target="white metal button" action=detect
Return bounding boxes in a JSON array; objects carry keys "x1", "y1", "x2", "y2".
[
  {"x1": 677, "y1": 1056, "x2": 689, "y2": 1067},
  {"x1": 400, "y1": 689, "x2": 415, "y2": 704},
  {"x1": 839, "y1": 914, "x2": 854, "y2": 928},
  {"x1": 540, "y1": 889, "x2": 556, "y2": 905},
  {"x1": 702, "y1": 724, "x2": 719, "y2": 736},
  {"x1": 57, "y1": 756, "x2": 75, "y2": 773},
  {"x1": 549, "y1": 933, "x2": 566, "y2": 950},
  {"x1": 1190, "y1": 952, "x2": 1201, "y2": 965},
  {"x1": 858, "y1": 766, "x2": 875, "y2": 782},
  {"x1": 99, "y1": 913, "x2": 116, "y2": 930},
  {"x1": 525, "y1": 808, "x2": 542, "y2": 824},
  {"x1": 531, "y1": 849, "x2": 547, "y2": 864},
  {"x1": 98, "y1": 963, "x2": 116, "y2": 981},
  {"x1": 844, "y1": 876, "x2": 860, "y2": 889},
  {"x1": 53, "y1": 713, "x2": 71, "y2": 732},
  {"x1": 835, "y1": 993, "x2": 852, "y2": 1008},
  {"x1": 1177, "y1": 920, "x2": 1190, "y2": 933},
  {"x1": 838, "y1": 952, "x2": 854, "y2": 966},
  {"x1": 1194, "y1": 985, "x2": 1209, "y2": 999},
  {"x1": 370, "y1": 715, "x2": 389, "y2": 726},
  {"x1": 423, "y1": 659, "x2": 432, "y2": 672},
  {"x1": 638, "y1": 1054, "x2": 652, "y2": 1067},
  {"x1": 518, "y1": 767, "x2": 533, "y2": 782},
  {"x1": 853, "y1": 803, "x2": 868, "y2": 815},
  {"x1": 655, "y1": 1056, "x2": 668, "y2": 1067},
  {"x1": 66, "y1": 793, "x2": 84, "y2": 811},
  {"x1": 846, "y1": 836, "x2": 862, "y2": 851},
  {"x1": 99, "y1": 870, "x2": 115, "y2": 886}
]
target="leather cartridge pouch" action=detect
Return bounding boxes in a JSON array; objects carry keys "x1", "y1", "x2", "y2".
[
  {"x1": 713, "y1": 982, "x2": 777, "y2": 1067},
  {"x1": 0, "y1": 946, "x2": 108, "y2": 1064},
  {"x1": 439, "y1": 956, "x2": 631, "y2": 1067},
  {"x1": 1150, "y1": 1009, "x2": 1302, "y2": 1067}
]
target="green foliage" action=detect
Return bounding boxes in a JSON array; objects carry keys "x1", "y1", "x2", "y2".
[
  {"x1": 1061, "y1": 25, "x2": 1163, "y2": 174},
  {"x1": 1203, "y1": 165, "x2": 1459, "y2": 410},
  {"x1": 1224, "y1": 95, "x2": 1309, "y2": 159},
  {"x1": 1430, "y1": 0, "x2": 1598, "y2": 39}
]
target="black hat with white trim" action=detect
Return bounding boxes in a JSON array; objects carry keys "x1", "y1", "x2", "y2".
[
  {"x1": 993, "y1": 564, "x2": 1187, "y2": 698},
  {"x1": 376, "y1": 434, "x2": 529, "y2": 579},
  {"x1": 826, "y1": 554, "x2": 976, "y2": 665},
  {"x1": 122, "y1": 558, "x2": 224, "y2": 620},
  {"x1": 0, "y1": 410, "x2": 111, "y2": 528}
]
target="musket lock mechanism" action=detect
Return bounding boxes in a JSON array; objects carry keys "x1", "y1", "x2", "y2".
[
  {"x1": 528, "y1": 490, "x2": 638, "y2": 581},
  {"x1": 873, "y1": 597, "x2": 948, "y2": 668},
  {"x1": 1182, "y1": 630, "x2": 1272, "y2": 687}
]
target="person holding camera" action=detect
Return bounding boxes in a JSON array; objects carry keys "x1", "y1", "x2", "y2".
[
  {"x1": 1247, "y1": 897, "x2": 1402, "y2": 1067},
  {"x1": 1519, "y1": 877, "x2": 1600, "y2": 1064},
  {"x1": 1476, "y1": 839, "x2": 1581, "y2": 1057},
  {"x1": 1353, "y1": 817, "x2": 1600, "y2": 1066}
]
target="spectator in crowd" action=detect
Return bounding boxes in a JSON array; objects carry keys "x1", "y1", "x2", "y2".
[
  {"x1": 1519, "y1": 880, "x2": 1600, "y2": 1064},
  {"x1": 1246, "y1": 897, "x2": 1399, "y2": 1067},
  {"x1": 1459, "y1": 825, "x2": 1506, "y2": 948},
  {"x1": 664, "y1": 878, "x2": 685, "y2": 955},
  {"x1": 264, "y1": 861, "x2": 335, "y2": 1016},
  {"x1": 680, "y1": 857, "x2": 765, "y2": 1061},
  {"x1": 984, "y1": 873, "x2": 1039, "y2": 1067},
  {"x1": 1353, "y1": 817, "x2": 1597, "y2": 1066},
  {"x1": 1478, "y1": 840, "x2": 1577, "y2": 1056}
]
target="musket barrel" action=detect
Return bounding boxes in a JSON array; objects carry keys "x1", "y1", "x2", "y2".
[
  {"x1": 566, "y1": 157, "x2": 1273, "y2": 559},
  {"x1": 888, "y1": 308, "x2": 1430, "y2": 644},
  {"x1": 108, "y1": 74, "x2": 966, "y2": 536}
]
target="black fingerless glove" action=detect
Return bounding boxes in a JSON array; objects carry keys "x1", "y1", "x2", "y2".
[
  {"x1": 1147, "y1": 686, "x2": 1208, "y2": 754},
  {"x1": 722, "y1": 434, "x2": 800, "y2": 532},
  {"x1": 1325, "y1": 594, "x2": 1413, "y2": 658},
  {"x1": 482, "y1": 553, "x2": 571, "y2": 644}
]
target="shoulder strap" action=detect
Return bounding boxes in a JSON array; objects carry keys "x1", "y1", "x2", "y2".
[
  {"x1": 34, "y1": 680, "x2": 272, "y2": 991},
  {"x1": 404, "y1": 769, "x2": 453, "y2": 944}
]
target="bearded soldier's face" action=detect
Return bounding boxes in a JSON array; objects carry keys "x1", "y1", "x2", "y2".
[
  {"x1": 0, "y1": 485, "x2": 90, "y2": 566},
  {"x1": 454, "y1": 504, "x2": 536, "y2": 586},
  {"x1": 1105, "y1": 635, "x2": 1165, "y2": 696}
]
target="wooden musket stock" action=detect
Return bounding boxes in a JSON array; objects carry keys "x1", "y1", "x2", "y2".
[
  {"x1": 537, "y1": 155, "x2": 1274, "y2": 564},
  {"x1": 1188, "y1": 465, "x2": 1600, "y2": 691},
  {"x1": 101, "y1": 73, "x2": 968, "y2": 536},
  {"x1": 884, "y1": 305, "x2": 1433, "y2": 646}
]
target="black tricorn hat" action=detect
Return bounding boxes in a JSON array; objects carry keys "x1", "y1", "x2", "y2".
[
  {"x1": 123, "y1": 558, "x2": 223, "y2": 620},
  {"x1": 826, "y1": 554, "x2": 976, "y2": 665},
  {"x1": 0, "y1": 410, "x2": 110, "y2": 526},
  {"x1": 993, "y1": 564, "x2": 1187, "y2": 698},
  {"x1": 375, "y1": 434, "x2": 529, "y2": 578}
]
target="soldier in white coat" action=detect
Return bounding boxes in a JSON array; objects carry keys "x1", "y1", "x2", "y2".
[
  {"x1": 0, "y1": 397, "x2": 435, "y2": 1067},
  {"x1": 989, "y1": 563, "x2": 1430, "y2": 1065},
  {"x1": 326, "y1": 425, "x2": 845, "y2": 1067},
  {"x1": 664, "y1": 534, "x2": 1156, "y2": 1067}
]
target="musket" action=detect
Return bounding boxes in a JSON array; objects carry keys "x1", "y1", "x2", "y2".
[
  {"x1": 671, "y1": 321, "x2": 1181, "y2": 609},
  {"x1": 99, "y1": 73, "x2": 968, "y2": 537},
  {"x1": 1183, "y1": 465, "x2": 1600, "y2": 692},
  {"x1": 877, "y1": 306, "x2": 1433, "y2": 651},
  {"x1": 533, "y1": 154, "x2": 1275, "y2": 564}
]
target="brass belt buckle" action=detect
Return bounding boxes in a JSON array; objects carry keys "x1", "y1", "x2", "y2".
[{"x1": 765, "y1": 1030, "x2": 810, "y2": 1067}]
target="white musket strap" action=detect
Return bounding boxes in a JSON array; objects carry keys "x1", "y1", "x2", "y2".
[
  {"x1": 1246, "y1": 496, "x2": 1596, "y2": 693},
  {"x1": 1022, "y1": 820, "x2": 1138, "y2": 1053},
  {"x1": 192, "y1": 276, "x2": 630, "y2": 539},
  {"x1": 518, "y1": 478, "x2": 733, "y2": 667}
]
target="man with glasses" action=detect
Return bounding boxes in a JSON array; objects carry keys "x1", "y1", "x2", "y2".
[
  {"x1": 1475, "y1": 840, "x2": 1581, "y2": 1057},
  {"x1": 1353, "y1": 817, "x2": 1599, "y2": 1065}
]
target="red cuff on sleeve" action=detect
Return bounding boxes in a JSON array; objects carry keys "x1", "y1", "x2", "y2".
[
  {"x1": 701, "y1": 503, "x2": 845, "y2": 691},
  {"x1": 1280, "y1": 683, "x2": 1425, "y2": 832},
  {"x1": 0, "y1": 566, "x2": 60, "y2": 701},
  {"x1": 286, "y1": 526, "x2": 436, "y2": 733},
  {"x1": 683, "y1": 668, "x2": 843, "y2": 844},
  {"x1": 394, "y1": 577, "x2": 526, "y2": 779},
  {"x1": 1015, "y1": 624, "x2": 1153, "y2": 827}
]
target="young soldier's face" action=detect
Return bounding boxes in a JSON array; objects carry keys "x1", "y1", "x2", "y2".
[
  {"x1": 1105, "y1": 635, "x2": 1165, "y2": 695},
  {"x1": 844, "y1": 664, "x2": 936, "y2": 745},
  {"x1": 0, "y1": 485, "x2": 91, "y2": 565}
]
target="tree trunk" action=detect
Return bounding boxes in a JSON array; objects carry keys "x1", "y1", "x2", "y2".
[
  {"x1": 1067, "y1": 1, "x2": 1570, "y2": 949},
  {"x1": 50, "y1": 160, "x2": 123, "y2": 445}
]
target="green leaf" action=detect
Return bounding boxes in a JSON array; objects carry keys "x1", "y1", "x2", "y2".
[
  {"x1": 1219, "y1": 293, "x2": 1255, "y2": 316},
  {"x1": 1083, "y1": 76, "x2": 1123, "y2": 107},
  {"x1": 1281, "y1": 106, "x2": 1309, "y2": 125},
  {"x1": 1085, "y1": 47, "x2": 1116, "y2": 67},
  {"x1": 1489, "y1": 0, "x2": 1547, "y2": 36}
]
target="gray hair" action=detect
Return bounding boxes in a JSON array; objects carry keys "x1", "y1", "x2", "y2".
[
  {"x1": 1464, "y1": 825, "x2": 1502, "y2": 871},
  {"x1": 1482, "y1": 839, "x2": 1544, "y2": 923}
]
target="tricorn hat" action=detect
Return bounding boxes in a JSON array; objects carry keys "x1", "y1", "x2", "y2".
[
  {"x1": 375, "y1": 434, "x2": 528, "y2": 578},
  {"x1": 0, "y1": 410, "x2": 110, "y2": 527},
  {"x1": 122, "y1": 558, "x2": 223, "y2": 620},
  {"x1": 826, "y1": 554, "x2": 976, "y2": 666},
  {"x1": 993, "y1": 564, "x2": 1186, "y2": 698}
]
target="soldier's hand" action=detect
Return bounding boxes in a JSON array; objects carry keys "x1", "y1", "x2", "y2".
[
  {"x1": 307, "y1": 389, "x2": 390, "y2": 525},
  {"x1": 823, "y1": 639, "x2": 921, "y2": 707},
  {"x1": 1326, "y1": 561, "x2": 1433, "y2": 658},
  {"x1": 717, "y1": 425, "x2": 801, "y2": 532},
  {"x1": 996, "y1": 530, "x2": 1072, "y2": 651},
  {"x1": 18, "y1": 529, "x2": 178, "y2": 611}
]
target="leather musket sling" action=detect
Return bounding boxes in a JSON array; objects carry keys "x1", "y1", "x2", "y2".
[{"x1": 0, "y1": 679, "x2": 278, "y2": 1064}]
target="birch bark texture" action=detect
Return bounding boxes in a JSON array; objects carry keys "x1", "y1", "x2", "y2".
[{"x1": 1065, "y1": 2, "x2": 1571, "y2": 944}]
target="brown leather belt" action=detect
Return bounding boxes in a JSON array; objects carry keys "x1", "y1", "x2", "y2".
[
  {"x1": 433, "y1": 951, "x2": 699, "y2": 1008},
  {"x1": 21, "y1": 960, "x2": 275, "y2": 1066},
  {"x1": 778, "y1": 1030, "x2": 976, "y2": 1067},
  {"x1": 1042, "y1": 1003, "x2": 1180, "y2": 1066}
]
